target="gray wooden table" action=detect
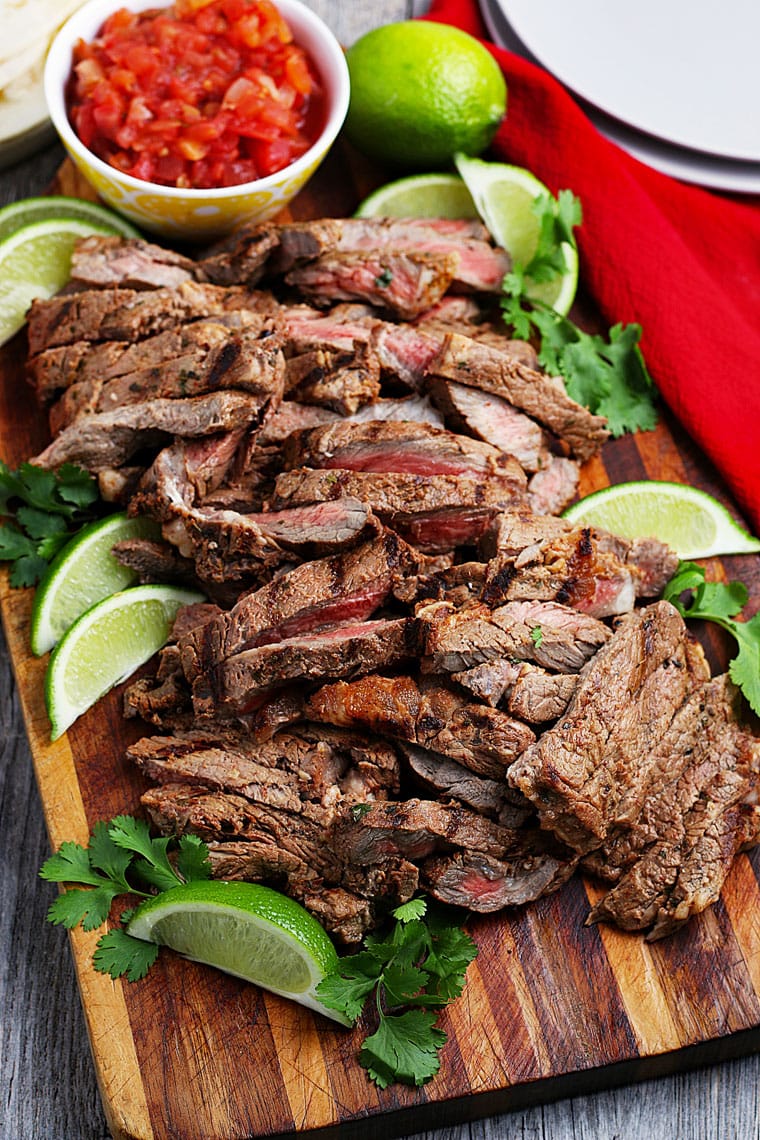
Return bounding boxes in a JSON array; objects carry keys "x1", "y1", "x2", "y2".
[{"x1": 2, "y1": 2, "x2": 759, "y2": 1137}]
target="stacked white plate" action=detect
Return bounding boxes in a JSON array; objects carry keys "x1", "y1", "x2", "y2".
[{"x1": 480, "y1": 0, "x2": 760, "y2": 194}]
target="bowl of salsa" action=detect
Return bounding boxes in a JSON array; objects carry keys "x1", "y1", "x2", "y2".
[{"x1": 44, "y1": 0, "x2": 349, "y2": 240}]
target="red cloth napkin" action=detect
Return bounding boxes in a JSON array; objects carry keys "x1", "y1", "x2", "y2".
[{"x1": 425, "y1": 0, "x2": 760, "y2": 535}]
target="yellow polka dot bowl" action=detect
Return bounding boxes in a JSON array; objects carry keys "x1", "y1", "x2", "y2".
[{"x1": 43, "y1": 0, "x2": 349, "y2": 242}]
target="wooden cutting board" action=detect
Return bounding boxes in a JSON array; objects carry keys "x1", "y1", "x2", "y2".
[{"x1": 3, "y1": 150, "x2": 760, "y2": 1140}]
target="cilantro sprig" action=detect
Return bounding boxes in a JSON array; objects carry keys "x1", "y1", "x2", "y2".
[
  {"x1": 501, "y1": 191, "x2": 659, "y2": 437},
  {"x1": 40, "y1": 815, "x2": 211, "y2": 981},
  {"x1": 0, "y1": 460, "x2": 100, "y2": 586},
  {"x1": 316, "y1": 897, "x2": 477, "y2": 1088},
  {"x1": 663, "y1": 561, "x2": 760, "y2": 716}
]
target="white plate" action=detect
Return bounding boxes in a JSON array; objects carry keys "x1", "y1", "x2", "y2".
[
  {"x1": 491, "y1": 0, "x2": 760, "y2": 163},
  {"x1": 480, "y1": 0, "x2": 760, "y2": 194}
]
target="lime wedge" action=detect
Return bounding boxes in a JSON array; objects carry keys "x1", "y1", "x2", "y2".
[
  {"x1": 563, "y1": 480, "x2": 760, "y2": 559},
  {"x1": 30, "y1": 512, "x2": 162, "y2": 657},
  {"x1": 454, "y1": 153, "x2": 579, "y2": 315},
  {"x1": 45, "y1": 583, "x2": 204, "y2": 740},
  {"x1": 355, "y1": 173, "x2": 478, "y2": 219},
  {"x1": 0, "y1": 217, "x2": 118, "y2": 347},
  {"x1": 0, "y1": 196, "x2": 141, "y2": 243},
  {"x1": 127, "y1": 880, "x2": 349, "y2": 1023}
]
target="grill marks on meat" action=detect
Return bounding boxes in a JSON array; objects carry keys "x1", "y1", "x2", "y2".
[
  {"x1": 281, "y1": 419, "x2": 521, "y2": 480},
  {"x1": 306, "y1": 674, "x2": 536, "y2": 780},
  {"x1": 33, "y1": 391, "x2": 270, "y2": 472},
  {"x1": 199, "y1": 618, "x2": 419, "y2": 717},
  {"x1": 179, "y1": 530, "x2": 418, "y2": 678},
  {"x1": 49, "y1": 323, "x2": 284, "y2": 434},
  {"x1": 428, "y1": 332, "x2": 610, "y2": 461},
  {"x1": 27, "y1": 280, "x2": 277, "y2": 358},
  {"x1": 270, "y1": 464, "x2": 527, "y2": 553},
  {"x1": 417, "y1": 598, "x2": 610, "y2": 674}
]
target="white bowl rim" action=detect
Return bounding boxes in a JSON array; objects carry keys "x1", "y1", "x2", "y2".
[{"x1": 43, "y1": 0, "x2": 349, "y2": 201}]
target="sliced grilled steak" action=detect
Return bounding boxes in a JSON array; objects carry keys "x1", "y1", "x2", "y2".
[
  {"x1": 256, "y1": 400, "x2": 339, "y2": 444},
  {"x1": 399, "y1": 742, "x2": 532, "y2": 826},
  {"x1": 526, "y1": 457, "x2": 580, "y2": 515},
  {"x1": 33, "y1": 391, "x2": 269, "y2": 472},
  {"x1": 196, "y1": 224, "x2": 281, "y2": 285},
  {"x1": 131, "y1": 442, "x2": 380, "y2": 582},
  {"x1": 482, "y1": 510, "x2": 679, "y2": 613},
  {"x1": 426, "y1": 376, "x2": 550, "y2": 472},
  {"x1": 427, "y1": 332, "x2": 610, "y2": 461},
  {"x1": 286, "y1": 250, "x2": 459, "y2": 320},
  {"x1": 583, "y1": 675, "x2": 760, "y2": 895},
  {"x1": 284, "y1": 340, "x2": 381, "y2": 414},
  {"x1": 49, "y1": 326, "x2": 285, "y2": 433},
  {"x1": 453, "y1": 659, "x2": 578, "y2": 722},
  {"x1": 345, "y1": 394, "x2": 446, "y2": 428},
  {"x1": 508, "y1": 601, "x2": 711, "y2": 855},
  {"x1": 270, "y1": 466, "x2": 526, "y2": 552},
  {"x1": 197, "y1": 617, "x2": 419, "y2": 717},
  {"x1": 179, "y1": 530, "x2": 418, "y2": 679},
  {"x1": 26, "y1": 281, "x2": 278, "y2": 359},
  {"x1": 417, "y1": 598, "x2": 610, "y2": 674},
  {"x1": 306, "y1": 674, "x2": 535, "y2": 779},
  {"x1": 281, "y1": 419, "x2": 520, "y2": 479},
  {"x1": 142, "y1": 785, "x2": 344, "y2": 882},
  {"x1": 422, "y1": 848, "x2": 578, "y2": 912},
  {"x1": 70, "y1": 235, "x2": 198, "y2": 289},
  {"x1": 129, "y1": 722, "x2": 400, "y2": 814}
]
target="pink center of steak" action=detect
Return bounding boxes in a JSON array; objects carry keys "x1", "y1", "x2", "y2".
[{"x1": 250, "y1": 584, "x2": 389, "y2": 646}]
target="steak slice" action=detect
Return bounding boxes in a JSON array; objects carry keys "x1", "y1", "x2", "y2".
[
  {"x1": 427, "y1": 376, "x2": 550, "y2": 472},
  {"x1": 306, "y1": 674, "x2": 535, "y2": 779},
  {"x1": 508, "y1": 601, "x2": 711, "y2": 854},
  {"x1": 284, "y1": 340, "x2": 381, "y2": 414},
  {"x1": 70, "y1": 235, "x2": 198, "y2": 289},
  {"x1": 131, "y1": 442, "x2": 379, "y2": 582},
  {"x1": 256, "y1": 399, "x2": 339, "y2": 444},
  {"x1": 142, "y1": 785, "x2": 344, "y2": 883},
  {"x1": 270, "y1": 466, "x2": 527, "y2": 552},
  {"x1": 526, "y1": 457, "x2": 580, "y2": 516},
  {"x1": 417, "y1": 598, "x2": 610, "y2": 674},
  {"x1": 49, "y1": 325, "x2": 285, "y2": 433},
  {"x1": 422, "y1": 848, "x2": 578, "y2": 912},
  {"x1": 179, "y1": 530, "x2": 418, "y2": 679},
  {"x1": 453, "y1": 660, "x2": 578, "y2": 722},
  {"x1": 32, "y1": 391, "x2": 268, "y2": 472},
  {"x1": 129, "y1": 722, "x2": 400, "y2": 814},
  {"x1": 399, "y1": 742, "x2": 533, "y2": 826},
  {"x1": 482, "y1": 510, "x2": 679, "y2": 612},
  {"x1": 285, "y1": 250, "x2": 459, "y2": 320},
  {"x1": 26, "y1": 280, "x2": 278, "y2": 357},
  {"x1": 336, "y1": 798, "x2": 530, "y2": 863},
  {"x1": 281, "y1": 419, "x2": 520, "y2": 479},
  {"x1": 427, "y1": 332, "x2": 610, "y2": 461},
  {"x1": 196, "y1": 618, "x2": 419, "y2": 717}
]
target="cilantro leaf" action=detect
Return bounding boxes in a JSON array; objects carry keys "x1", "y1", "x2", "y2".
[
  {"x1": 176, "y1": 834, "x2": 213, "y2": 883},
  {"x1": 0, "y1": 459, "x2": 101, "y2": 586},
  {"x1": 664, "y1": 562, "x2": 760, "y2": 715},
  {"x1": 108, "y1": 815, "x2": 184, "y2": 892},
  {"x1": 40, "y1": 815, "x2": 213, "y2": 985},
  {"x1": 47, "y1": 883, "x2": 121, "y2": 931},
  {"x1": 499, "y1": 186, "x2": 658, "y2": 438},
  {"x1": 360, "y1": 1010, "x2": 446, "y2": 1089},
  {"x1": 93, "y1": 928, "x2": 160, "y2": 981},
  {"x1": 316, "y1": 895, "x2": 477, "y2": 1088}
]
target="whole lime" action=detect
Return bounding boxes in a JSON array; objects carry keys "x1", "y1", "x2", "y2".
[{"x1": 343, "y1": 21, "x2": 507, "y2": 169}]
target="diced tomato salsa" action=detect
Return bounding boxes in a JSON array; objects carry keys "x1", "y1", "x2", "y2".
[{"x1": 66, "y1": 0, "x2": 324, "y2": 189}]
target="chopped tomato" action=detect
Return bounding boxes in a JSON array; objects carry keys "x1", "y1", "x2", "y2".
[{"x1": 66, "y1": 0, "x2": 324, "y2": 189}]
